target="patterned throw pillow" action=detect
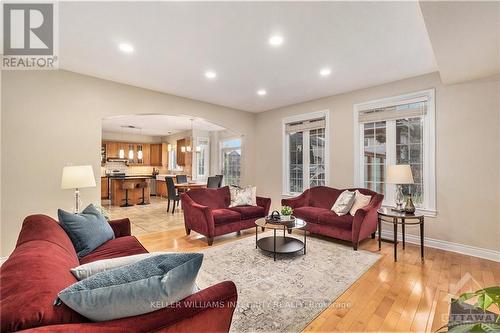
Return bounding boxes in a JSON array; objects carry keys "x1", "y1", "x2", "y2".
[
  {"x1": 58, "y1": 253, "x2": 203, "y2": 321},
  {"x1": 331, "y1": 190, "x2": 356, "y2": 216},
  {"x1": 349, "y1": 190, "x2": 372, "y2": 216},
  {"x1": 229, "y1": 185, "x2": 257, "y2": 207}
]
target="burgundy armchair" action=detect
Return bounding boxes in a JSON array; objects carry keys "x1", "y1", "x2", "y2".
[
  {"x1": 181, "y1": 186, "x2": 271, "y2": 245},
  {"x1": 0, "y1": 215, "x2": 237, "y2": 332},
  {"x1": 282, "y1": 186, "x2": 383, "y2": 250}
]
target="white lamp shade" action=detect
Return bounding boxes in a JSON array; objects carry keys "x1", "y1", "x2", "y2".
[
  {"x1": 386, "y1": 165, "x2": 414, "y2": 184},
  {"x1": 61, "y1": 165, "x2": 96, "y2": 189}
]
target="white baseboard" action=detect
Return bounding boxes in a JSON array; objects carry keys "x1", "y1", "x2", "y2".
[{"x1": 380, "y1": 230, "x2": 500, "y2": 262}]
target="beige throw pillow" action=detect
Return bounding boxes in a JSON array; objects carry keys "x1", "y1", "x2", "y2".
[
  {"x1": 349, "y1": 190, "x2": 372, "y2": 216},
  {"x1": 331, "y1": 190, "x2": 356, "y2": 216},
  {"x1": 229, "y1": 185, "x2": 257, "y2": 207}
]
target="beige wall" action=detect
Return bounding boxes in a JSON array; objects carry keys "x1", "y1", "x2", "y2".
[
  {"x1": 255, "y1": 72, "x2": 500, "y2": 252},
  {"x1": 1, "y1": 70, "x2": 257, "y2": 256}
]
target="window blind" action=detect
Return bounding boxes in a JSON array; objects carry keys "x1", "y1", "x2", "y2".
[
  {"x1": 358, "y1": 100, "x2": 427, "y2": 123},
  {"x1": 285, "y1": 118, "x2": 326, "y2": 134}
]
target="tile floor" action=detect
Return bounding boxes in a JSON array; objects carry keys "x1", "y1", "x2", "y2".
[{"x1": 102, "y1": 196, "x2": 185, "y2": 236}]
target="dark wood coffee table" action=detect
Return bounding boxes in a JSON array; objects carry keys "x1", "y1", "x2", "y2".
[{"x1": 255, "y1": 217, "x2": 307, "y2": 261}]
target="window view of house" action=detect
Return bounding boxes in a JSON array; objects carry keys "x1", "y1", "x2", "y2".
[{"x1": 221, "y1": 138, "x2": 241, "y2": 186}]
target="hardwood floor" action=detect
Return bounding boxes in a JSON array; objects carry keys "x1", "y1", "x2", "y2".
[{"x1": 112, "y1": 201, "x2": 500, "y2": 332}]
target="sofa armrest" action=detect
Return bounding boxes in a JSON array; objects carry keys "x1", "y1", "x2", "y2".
[
  {"x1": 108, "y1": 218, "x2": 131, "y2": 238},
  {"x1": 352, "y1": 193, "x2": 384, "y2": 245},
  {"x1": 281, "y1": 191, "x2": 308, "y2": 209},
  {"x1": 256, "y1": 197, "x2": 271, "y2": 216},
  {"x1": 180, "y1": 193, "x2": 215, "y2": 237},
  {"x1": 20, "y1": 281, "x2": 238, "y2": 333}
]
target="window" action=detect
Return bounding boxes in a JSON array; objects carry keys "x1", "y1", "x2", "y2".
[
  {"x1": 221, "y1": 138, "x2": 241, "y2": 186},
  {"x1": 168, "y1": 149, "x2": 176, "y2": 171},
  {"x1": 354, "y1": 90, "x2": 436, "y2": 215},
  {"x1": 195, "y1": 137, "x2": 210, "y2": 180},
  {"x1": 283, "y1": 111, "x2": 329, "y2": 195}
]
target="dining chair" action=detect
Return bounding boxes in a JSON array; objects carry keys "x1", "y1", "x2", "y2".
[
  {"x1": 176, "y1": 174, "x2": 188, "y2": 184},
  {"x1": 166, "y1": 177, "x2": 180, "y2": 214},
  {"x1": 207, "y1": 176, "x2": 220, "y2": 188}
]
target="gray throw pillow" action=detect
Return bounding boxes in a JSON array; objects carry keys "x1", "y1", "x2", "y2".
[
  {"x1": 331, "y1": 190, "x2": 356, "y2": 216},
  {"x1": 58, "y1": 204, "x2": 115, "y2": 258},
  {"x1": 58, "y1": 253, "x2": 203, "y2": 321}
]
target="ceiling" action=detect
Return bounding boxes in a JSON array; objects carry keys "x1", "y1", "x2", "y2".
[
  {"x1": 420, "y1": 1, "x2": 500, "y2": 84},
  {"x1": 102, "y1": 115, "x2": 225, "y2": 136},
  {"x1": 59, "y1": 2, "x2": 437, "y2": 113}
]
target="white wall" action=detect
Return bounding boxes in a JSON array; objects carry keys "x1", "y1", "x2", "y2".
[
  {"x1": 1, "y1": 70, "x2": 257, "y2": 256},
  {"x1": 102, "y1": 131, "x2": 162, "y2": 143},
  {"x1": 255, "y1": 72, "x2": 500, "y2": 252}
]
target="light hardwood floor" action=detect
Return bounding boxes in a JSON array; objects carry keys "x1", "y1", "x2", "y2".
[{"x1": 109, "y1": 200, "x2": 500, "y2": 332}]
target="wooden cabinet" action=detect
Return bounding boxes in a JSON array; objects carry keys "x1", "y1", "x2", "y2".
[
  {"x1": 150, "y1": 144, "x2": 162, "y2": 166},
  {"x1": 156, "y1": 180, "x2": 167, "y2": 197},
  {"x1": 105, "y1": 142, "x2": 119, "y2": 158},
  {"x1": 140, "y1": 143, "x2": 150, "y2": 165},
  {"x1": 101, "y1": 177, "x2": 109, "y2": 199},
  {"x1": 176, "y1": 138, "x2": 191, "y2": 166}
]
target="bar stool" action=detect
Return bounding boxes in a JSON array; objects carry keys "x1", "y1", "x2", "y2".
[
  {"x1": 120, "y1": 182, "x2": 135, "y2": 207},
  {"x1": 136, "y1": 180, "x2": 149, "y2": 205}
]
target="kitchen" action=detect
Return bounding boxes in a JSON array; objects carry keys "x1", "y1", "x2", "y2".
[{"x1": 100, "y1": 115, "x2": 241, "y2": 210}]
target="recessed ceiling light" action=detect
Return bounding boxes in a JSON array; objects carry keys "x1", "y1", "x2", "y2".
[
  {"x1": 118, "y1": 43, "x2": 134, "y2": 53},
  {"x1": 269, "y1": 35, "x2": 284, "y2": 46},
  {"x1": 205, "y1": 71, "x2": 217, "y2": 79},
  {"x1": 257, "y1": 89, "x2": 267, "y2": 96},
  {"x1": 320, "y1": 68, "x2": 332, "y2": 77}
]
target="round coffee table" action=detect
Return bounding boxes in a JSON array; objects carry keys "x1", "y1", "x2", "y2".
[{"x1": 255, "y1": 217, "x2": 307, "y2": 261}]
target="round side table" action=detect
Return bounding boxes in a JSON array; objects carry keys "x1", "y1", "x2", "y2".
[{"x1": 377, "y1": 208, "x2": 425, "y2": 262}]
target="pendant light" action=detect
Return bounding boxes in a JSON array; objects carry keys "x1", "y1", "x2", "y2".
[
  {"x1": 137, "y1": 127, "x2": 143, "y2": 161},
  {"x1": 118, "y1": 126, "x2": 125, "y2": 158},
  {"x1": 189, "y1": 118, "x2": 201, "y2": 153}
]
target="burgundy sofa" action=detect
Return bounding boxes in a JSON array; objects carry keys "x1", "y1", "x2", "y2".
[
  {"x1": 282, "y1": 186, "x2": 383, "y2": 250},
  {"x1": 0, "y1": 215, "x2": 237, "y2": 332},
  {"x1": 181, "y1": 186, "x2": 271, "y2": 245}
]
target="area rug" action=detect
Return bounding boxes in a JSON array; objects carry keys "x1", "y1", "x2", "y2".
[{"x1": 196, "y1": 232, "x2": 381, "y2": 332}]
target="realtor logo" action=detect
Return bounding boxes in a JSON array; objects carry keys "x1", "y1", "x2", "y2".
[{"x1": 2, "y1": 2, "x2": 58, "y2": 69}]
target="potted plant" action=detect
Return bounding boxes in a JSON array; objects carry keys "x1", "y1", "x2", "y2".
[
  {"x1": 439, "y1": 286, "x2": 500, "y2": 332},
  {"x1": 281, "y1": 206, "x2": 293, "y2": 221}
]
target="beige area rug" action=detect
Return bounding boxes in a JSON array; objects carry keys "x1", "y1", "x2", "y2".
[{"x1": 196, "y1": 232, "x2": 381, "y2": 332}]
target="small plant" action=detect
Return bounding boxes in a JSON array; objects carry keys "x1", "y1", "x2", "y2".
[
  {"x1": 281, "y1": 206, "x2": 293, "y2": 216},
  {"x1": 439, "y1": 286, "x2": 500, "y2": 332}
]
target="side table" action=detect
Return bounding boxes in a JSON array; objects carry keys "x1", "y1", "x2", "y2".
[{"x1": 377, "y1": 208, "x2": 425, "y2": 262}]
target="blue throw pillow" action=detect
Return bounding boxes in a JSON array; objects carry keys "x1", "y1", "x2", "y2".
[
  {"x1": 58, "y1": 204, "x2": 115, "y2": 258},
  {"x1": 58, "y1": 253, "x2": 203, "y2": 321}
]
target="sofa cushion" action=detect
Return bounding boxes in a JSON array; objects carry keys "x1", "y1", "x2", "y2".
[
  {"x1": 318, "y1": 210, "x2": 354, "y2": 229},
  {"x1": 212, "y1": 209, "x2": 242, "y2": 225},
  {"x1": 79, "y1": 236, "x2": 148, "y2": 265},
  {"x1": 58, "y1": 204, "x2": 115, "y2": 258},
  {"x1": 308, "y1": 186, "x2": 343, "y2": 209},
  {"x1": 186, "y1": 186, "x2": 230, "y2": 209},
  {"x1": 228, "y1": 205, "x2": 265, "y2": 219},
  {"x1": 293, "y1": 206, "x2": 330, "y2": 223},
  {"x1": 0, "y1": 241, "x2": 87, "y2": 332}
]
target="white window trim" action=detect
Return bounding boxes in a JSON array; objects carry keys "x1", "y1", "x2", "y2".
[
  {"x1": 282, "y1": 110, "x2": 330, "y2": 197},
  {"x1": 353, "y1": 89, "x2": 436, "y2": 217},
  {"x1": 219, "y1": 136, "x2": 243, "y2": 186},
  {"x1": 194, "y1": 137, "x2": 209, "y2": 180}
]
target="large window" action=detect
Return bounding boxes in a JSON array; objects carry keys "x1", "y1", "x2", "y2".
[
  {"x1": 354, "y1": 90, "x2": 436, "y2": 214},
  {"x1": 283, "y1": 111, "x2": 329, "y2": 195},
  {"x1": 221, "y1": 138, "x2": 241, "y2": 186},
  {"x1": 195, "y1": 137, "x2": 210, "y2": 180}
]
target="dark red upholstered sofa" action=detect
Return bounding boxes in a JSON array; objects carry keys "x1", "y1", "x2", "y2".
[
  {"x1": 0, "y1": 215, "x2": 237, "y2": 332},
  {"x1": 282, "y1": 186, "x2": 384, "y2": 250},
  {"x1": 181, "y1": 186, "x2": 271, "y2": 245}
]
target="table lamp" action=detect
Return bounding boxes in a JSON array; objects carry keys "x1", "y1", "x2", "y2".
[
  {"x1": 61, "y1": 165, "x2": 96, "y2": 213},
  {"x1": 386, "y1": 165, "x2": 414, "y2": 212}
]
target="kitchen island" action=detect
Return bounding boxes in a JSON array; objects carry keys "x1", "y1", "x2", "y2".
[{"x1": 108, "y1": 176, "x2": 153, "y2": 206}]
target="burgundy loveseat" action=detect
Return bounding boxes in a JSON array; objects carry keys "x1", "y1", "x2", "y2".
[
  {"x1": 0, "y1": 215, "x2": 237, "y2": 332},
  {"x1": 181, "y1": 186, "x2": 271, "y2": 245},
  {"x1": 282, "y1": 186, "x2": 383, "y2": 250}
]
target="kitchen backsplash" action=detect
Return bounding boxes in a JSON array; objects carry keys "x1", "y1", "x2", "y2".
[{"x1": 101, "y1": 162, "x2": 167, "y2": 176}]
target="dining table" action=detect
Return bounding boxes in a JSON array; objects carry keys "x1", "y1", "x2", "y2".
[{"x1": 174, "y1": 182, "x2": 207, "y2": 191}]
